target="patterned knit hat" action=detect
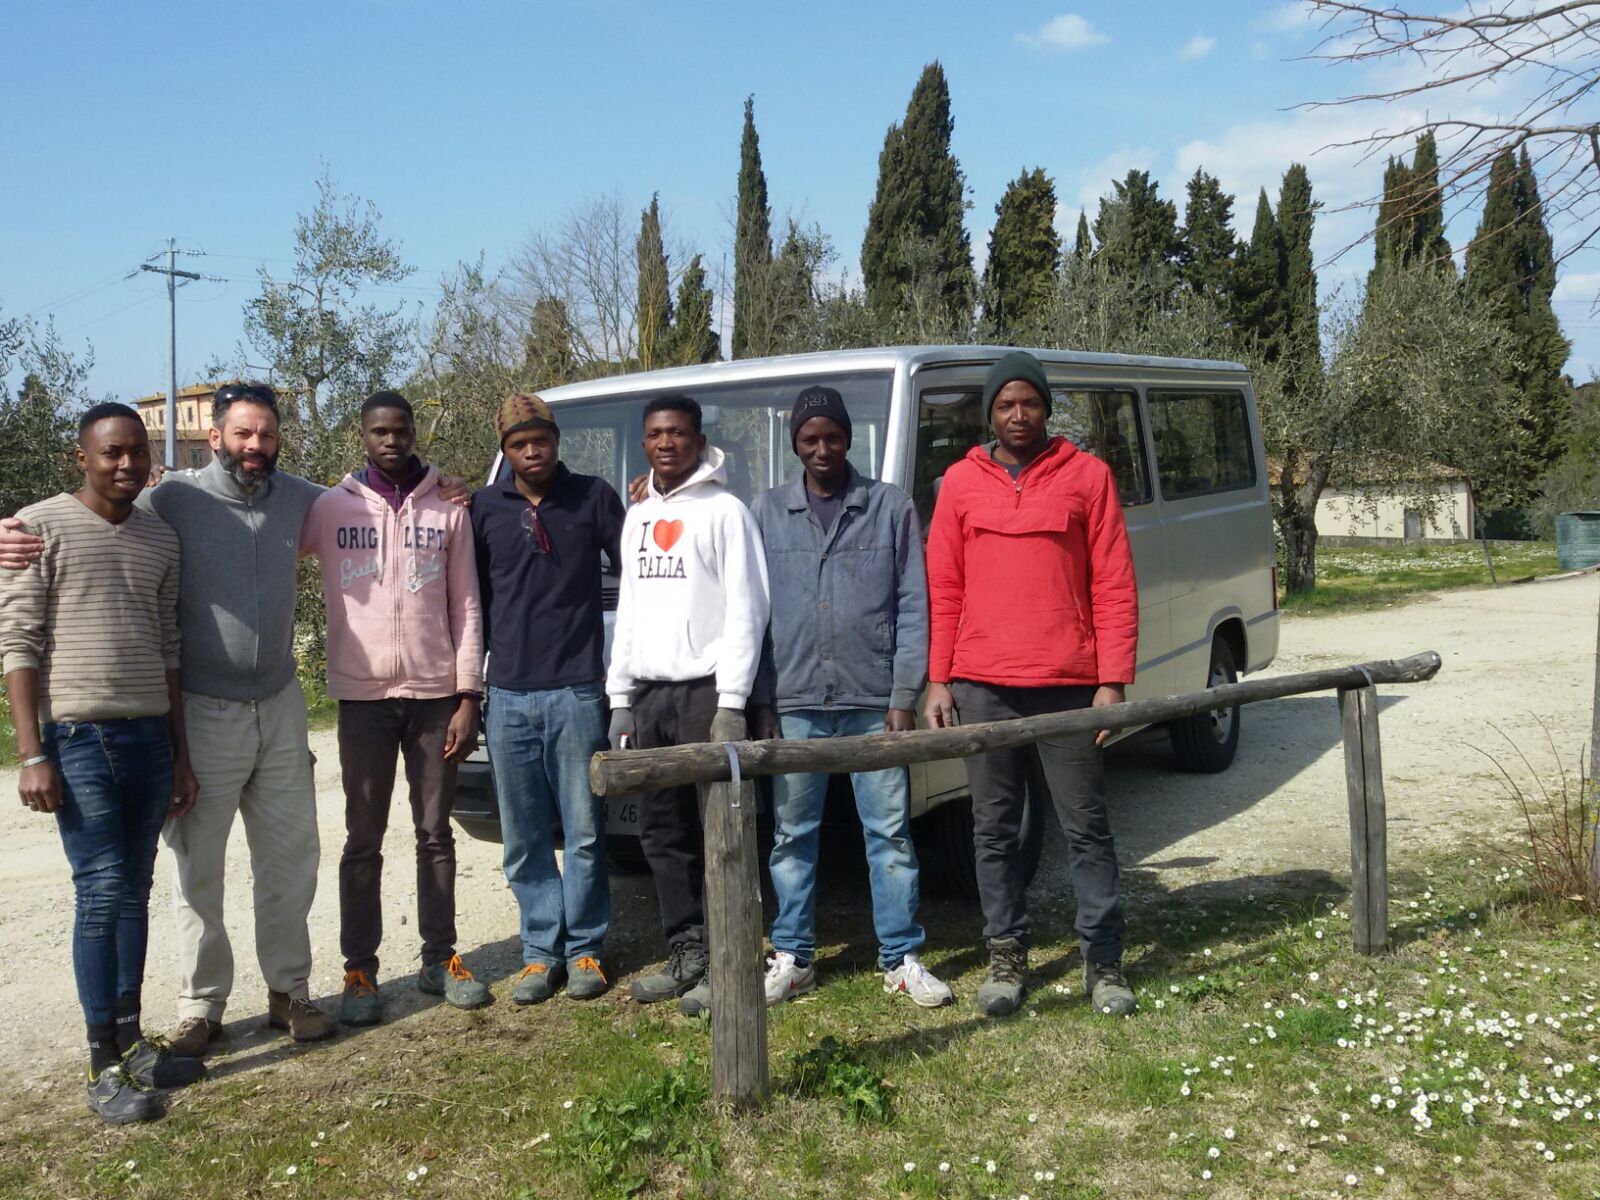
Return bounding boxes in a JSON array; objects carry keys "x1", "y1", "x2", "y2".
[{"x1": 496, "y1": 392, "x2": 558, "y2": 444}]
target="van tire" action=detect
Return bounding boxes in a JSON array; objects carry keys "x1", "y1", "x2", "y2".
[
  {"x1": 1168, "y1": 636, "x2": 1241, "y2": 772},
  {"x1": 918, "y1": 789, "x2": 1045, "y2": 900}
]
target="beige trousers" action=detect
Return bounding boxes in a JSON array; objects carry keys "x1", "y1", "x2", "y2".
[{"x1": 163, "y1": 680, "x2": 319, "y2": 1021}]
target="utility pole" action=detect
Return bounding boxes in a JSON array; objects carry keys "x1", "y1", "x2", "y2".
[{"x1": 141, "y1": 239, "x2": 201, "y2": 467}]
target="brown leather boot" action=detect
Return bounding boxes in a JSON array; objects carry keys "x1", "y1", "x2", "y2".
[
  {"x1": 167, "y1": 1017, "x2": 223, "y2": 1058},
  {"x1": 266, "y1": 991, "x2": 337, "y2": 1042}
]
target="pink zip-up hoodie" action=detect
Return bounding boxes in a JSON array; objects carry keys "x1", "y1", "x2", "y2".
[{"x1": 301, "y1": 466, "x2": 483, "y2": 701}]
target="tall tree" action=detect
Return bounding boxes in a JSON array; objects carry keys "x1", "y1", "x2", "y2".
[
  {"x1": 1466, "y1": 147, "x2": 1571, "y2": 480},
  {"x1": 635, "y1": 193, "x2": 672, "y2": 370},
  {"x1": 1277, "y1": 164, "x2": 1321, "y2": 386},
  {"x1": 668, "y1": 253, "x2": 719, "y2": 366},
  {"x1": 1230, "y1": 189, "x2": 1286, "y2": 361},
  {"x1": 1074, "y1": 210, "x2": 1093, "y2": 259},
  {"x1": 1270, "y1": 165, "x2": 1326, "y2": 594},
  {"x1": 732, "y1": 96, "x2": 772, "y2": 360},
  {"x1": 860, "y1": 61, "x2": 975, "y2": 324},
  {"x1": 983, "y1": 167, "x2": 1060, "y2": 335},
  {"x1": 1091, "y1": 169, "x2": 1182, "y2": 281},
  {"x1": 243, "y1": 168, "x2": 414, "y2": 432},
  {"x1": 1371, "y1": 133, "x2": 1454, "y2": 284},
  {"x1": 1177, "y1": 168, "x2": 1237, "y2": 304}
]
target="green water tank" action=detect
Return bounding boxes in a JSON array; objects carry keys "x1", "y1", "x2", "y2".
[{"x1": 1555, "y1": 511, "x2": 1600, "y2": 571}]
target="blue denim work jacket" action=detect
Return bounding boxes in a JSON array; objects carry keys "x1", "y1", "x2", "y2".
[{"x1": 750, "y1": 467, "x2": 928, "y2": 714}]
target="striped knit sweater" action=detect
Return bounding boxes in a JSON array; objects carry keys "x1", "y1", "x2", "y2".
[{"x1": 0, "y1": 492, "x2": 181, "y2": 722}]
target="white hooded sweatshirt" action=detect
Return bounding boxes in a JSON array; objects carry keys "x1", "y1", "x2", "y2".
[{"x1": 606, "y1": 446, "x2": 770, "y2": 710}]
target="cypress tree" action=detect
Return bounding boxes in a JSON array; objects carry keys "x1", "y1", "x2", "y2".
[
  {"x1": 1177, "y1": 168, "x2": 1237, "y2": 303},
  {"x1": 668, "y1": 253, "x2": 719, "y2": 365},
  {"x1": 1091, "y1": 169, "x2": 1181, "y2": 280},
  {"x1": 1371, "y1": 133, "x2": 1454, "y2": 284},
  {"x1": 1074, "y1": 210, "x2": 1093, "y2": 259},
  {"x1": 1407, "y1": 132, "x2": 1454, "y2": 272},
  {"x1": 1231, "y1": 188, "x2": 1286, "y2": 360},
  {"x1": 732, "y1": 96, "x2": 772, "y2": 360},
  {"x1": 1277, "y1": 164, "x2": 1322, "y2": 402},
  {"x1": 983, "y1": 166, "x2": 1061, "y2": 334},
  {"x1": 635, "y1": 193, "x2": 672, "y2": 370},
  {"x1": 1467, "y1": 147, "x2": 1572, "y2": 476},
  {"x1": 861, "y1": 61, "x2": 975, "y2": 323}
]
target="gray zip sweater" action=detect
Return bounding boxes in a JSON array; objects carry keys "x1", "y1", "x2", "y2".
[{"x1": 137, "y1": 459, "x2": 323, "y2": 701}]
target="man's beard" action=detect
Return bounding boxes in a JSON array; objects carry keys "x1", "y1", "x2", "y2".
[{"x1": 214, "y1": 444, "x2": 279, "y2": 489}]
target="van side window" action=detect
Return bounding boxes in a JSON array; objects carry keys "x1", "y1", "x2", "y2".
[
  {"x1": 1147, "y1": 389, "x2": 1255, "y2": 498},
  {"x1": 1048, "y1": 389, "x2": 1151, "y2": 505}
]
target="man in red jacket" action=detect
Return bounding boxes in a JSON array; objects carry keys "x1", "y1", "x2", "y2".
[{"x1": 924, "y1": 351, "x2": 1139, "y2": 1019}]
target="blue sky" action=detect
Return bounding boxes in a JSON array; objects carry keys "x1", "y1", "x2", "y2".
[{"x1": 5, "y1": 0, "x2": 1598, "y2": 401}]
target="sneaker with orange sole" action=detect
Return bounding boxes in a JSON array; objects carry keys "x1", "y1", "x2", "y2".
[{"x1": 419, "y1": 954, "x2": 490, "y2": 1010}]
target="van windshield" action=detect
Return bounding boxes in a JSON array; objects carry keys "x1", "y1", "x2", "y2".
[{"x1": 494, "y1": 370, "x2": 894, "y2": 506}]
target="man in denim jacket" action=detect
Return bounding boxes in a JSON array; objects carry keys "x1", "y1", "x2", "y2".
[{"x1": 750, "y1": 385, "x2": 951, "y2": 1008}]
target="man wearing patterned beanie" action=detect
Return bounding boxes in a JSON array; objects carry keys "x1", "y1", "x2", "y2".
[{"x1": 470, "y1": 393, "x2": 626, "y2": 1003}]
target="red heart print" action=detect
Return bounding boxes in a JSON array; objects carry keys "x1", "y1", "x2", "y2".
[{"x1": 653, "y1": 519, "x2": 684, "y2": 551}]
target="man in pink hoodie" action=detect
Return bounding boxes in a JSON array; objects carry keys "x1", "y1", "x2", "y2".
[{"x1": 299, "y1": 391, "x2": 487, "y2": 1025}]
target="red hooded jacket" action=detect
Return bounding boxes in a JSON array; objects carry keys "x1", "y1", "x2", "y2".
[{"x1": 926, "y1": 437, "x2": 1138, "y2": 688}]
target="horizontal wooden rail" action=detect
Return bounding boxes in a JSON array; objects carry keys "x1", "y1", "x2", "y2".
[{"x1": 590, "y1": 651, "x2": 1442, "y2": 796}]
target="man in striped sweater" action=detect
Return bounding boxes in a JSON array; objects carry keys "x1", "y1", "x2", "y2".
[{"x1": 0, "y1": 403, "x2": 202, "y2": 1124}]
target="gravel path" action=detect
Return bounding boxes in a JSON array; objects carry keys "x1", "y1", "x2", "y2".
[{"x1": 1, "y1": 572, "x2": 1594, "y2": 1095}]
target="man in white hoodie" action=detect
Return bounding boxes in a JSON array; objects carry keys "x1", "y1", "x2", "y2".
[{"x1": 606, "y1": 394, "x2": 770, "y2": 1014}]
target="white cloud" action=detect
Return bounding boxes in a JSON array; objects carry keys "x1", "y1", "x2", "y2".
[
  {"x1": 1179, "y1": 34, "x2": 1217, "y2": 61},
  {"x1": 1022, "y1": 13, "x2": 1109, "y2": 51},
  {"x1": 1265, "y1": 2, "x2": 1316, "y2": 34}
]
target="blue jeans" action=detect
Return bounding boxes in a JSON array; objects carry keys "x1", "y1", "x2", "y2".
[
  {"x1": 45, "y1": 717, "x2": 173, "y2": 1026},
  {"x1": 486, "y1": 683, "x2": 609, "y2": 965},
  {"x1": 769, "y1": 708, "x2": 925, "y2": 971}
]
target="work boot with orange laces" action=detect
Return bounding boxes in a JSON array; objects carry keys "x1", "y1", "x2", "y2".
[
  {"x1": 567, "y1": 956, "x2": 609, "y2": 1000},
  {"x1": 419, "y1": 954, "x2": 490, "y2": 1010},
  {"x1": 511, "y1": 960, "x2": 566, "y2": 1005},
  {"x1": 340, "y1": 969, "x2": 383, "y2": 1026}
]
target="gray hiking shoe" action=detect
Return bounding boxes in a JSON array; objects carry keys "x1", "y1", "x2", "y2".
[
  {"x1": 566, "y1": 956, "x2": 610, "y2": 1000},
  {"x1": 512, "y1": 961, "x2": 566, "y2": 1005},
  {"x1": 629, "y1": 942, "x2": 707, "y2": 1004},
  {"x1": 679, "y1": 977, "x2": 712, "y2": 1018},
  {"x1": 340, "y1": 970, "x2": 383, "y2": 1026},
  {"x1": 122, "y1": 1037, "x2": 206, "y2": 1089},
  {"x1": 975, "y1": 939, "x2": 1028, "y2": 1018},
  {"x1": 86, "y1": 1064, "x2": 162, "y2": 1125},
  {"x1": 1085, "y1": 960, "x2": 1137, "y2": 1016},
  {"x1": 419, "y1": 955, "x2": 490, "y2": 1010}
]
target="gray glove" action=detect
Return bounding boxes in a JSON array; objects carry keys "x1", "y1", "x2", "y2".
[
  {"x1": 709, "y1": 707, "x2": 747, "y2": 743},
  {"x1": 607, "y1": 707, "x2": 636, "y2": 750}
]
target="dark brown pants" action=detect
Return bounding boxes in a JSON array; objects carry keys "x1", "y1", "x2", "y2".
[{"x1": 338, "y1": 697, "x2": 460, "y2": 975}]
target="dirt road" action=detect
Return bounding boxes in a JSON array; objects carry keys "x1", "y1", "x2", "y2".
[{"x1": 1, "y1": 573, "x2": 1593, "y2": 1093}]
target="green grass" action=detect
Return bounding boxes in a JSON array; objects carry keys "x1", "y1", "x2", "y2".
[
  {"x1": 1282, "y1": 541, "x2": 1562, "y2": 614},
  {"x1": 2, "y1": 852, "x2": 1595, "y2": 1198}
]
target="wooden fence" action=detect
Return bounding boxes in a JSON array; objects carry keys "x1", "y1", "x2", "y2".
[{"x1": 589, "y1": 650, "x2": 1442, "y2": 1107}]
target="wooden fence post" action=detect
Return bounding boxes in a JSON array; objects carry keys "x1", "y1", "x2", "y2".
[
  {"x1": 701, "y1": 776, "x2": 768, "y2": 1107},
  {"x1": 1339, "y1": 684, "x2": 1389, "y2": 954}
]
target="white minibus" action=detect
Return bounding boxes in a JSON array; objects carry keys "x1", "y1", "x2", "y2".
[{"x1": 453, "y1": 346, "x2": 1279, "y2": 893}]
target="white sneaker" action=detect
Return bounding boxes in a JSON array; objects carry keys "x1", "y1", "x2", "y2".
[
  {"x1": 883, "y1": 954, "x2": 954, "y2": 1008},
  {"x1": 763, "y1": 951, "x2": 817, "y2": 1006}
]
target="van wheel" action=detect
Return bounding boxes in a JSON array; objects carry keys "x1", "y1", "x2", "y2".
[
  {"x1": 1168, "y1": 636, "x2": 1241, "y2": 773},
  {"x1": 917, "y1": 789, "x2": 1045, "y2": 900}
]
